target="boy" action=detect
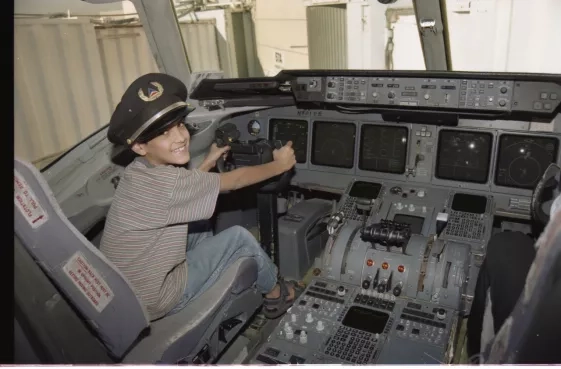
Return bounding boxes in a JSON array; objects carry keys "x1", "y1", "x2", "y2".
[{"x1": 100, "y1": 73, "x2": 303, "y2": 321}]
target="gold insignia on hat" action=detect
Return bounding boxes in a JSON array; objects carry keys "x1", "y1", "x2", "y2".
[
  {"x1": 127, "y1": 139, "x2": 132, "y2": 145},
  {"x1": 138, "y1": 82, "x2": 164, "y2": 102}
]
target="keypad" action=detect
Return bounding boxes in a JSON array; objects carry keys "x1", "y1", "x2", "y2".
[
  {"x1": 340, "y1": 197, "x2": 361, "y2": 220},
  {"x1": 444, "y1": 210, "x2": 485, "y2": 240},
  {"x1": 323, "y1": 326, "x2": 377, "y2": 364}
]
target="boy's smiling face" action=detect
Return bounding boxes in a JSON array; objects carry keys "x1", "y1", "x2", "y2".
[{"x1": 132, "y1": 122, "x2": 191, "y2": 166}]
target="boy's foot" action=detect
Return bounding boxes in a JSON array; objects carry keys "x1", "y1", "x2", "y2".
[{"x1": 262, "y1": 277, "x2": 305, "y2": 319}]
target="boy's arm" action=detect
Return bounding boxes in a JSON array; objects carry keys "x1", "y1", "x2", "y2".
[
  {"x1": 219, "y1": 141, "x2": 296, "y2": 192},
  {"x1": 219, "y1": 161, "x2": 285, "y2": 191}
]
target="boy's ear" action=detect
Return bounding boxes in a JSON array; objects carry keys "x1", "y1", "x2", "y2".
[{"x1": 131, "y1": 142, "x2": 147, "y2": 156}]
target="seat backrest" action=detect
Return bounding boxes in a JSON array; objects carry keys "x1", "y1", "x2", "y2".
[
  {"x1": 484, "y1": 194, "x2": 561, "y2": 363},
  {"x1": 14, "y1": 157, "x2": 150, "y2": 359}
]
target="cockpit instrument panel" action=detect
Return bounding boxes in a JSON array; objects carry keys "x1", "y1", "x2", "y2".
[
  {"x1": 269, "y1": 118, "x2": 309, "y2": 163},
  {"x1": 435, "y1": 130, "x2": 493, "y2": 184},
  {"x1": 495, "y1": 134, "x2": 559, "y2": 189},
  {"x1": 311, "y1": 121, "x2": 356, "y2": 169},
  {"x1": 359, "y1": 124, "x2": 408, "y2": 174}
]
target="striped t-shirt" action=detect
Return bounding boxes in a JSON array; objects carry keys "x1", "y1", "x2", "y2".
[{"x1": 100, "y1": 157, "x2": 220, "y2": 320}]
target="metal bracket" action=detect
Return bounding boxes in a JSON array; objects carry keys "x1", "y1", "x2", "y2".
[{"x1": 419, "y1": 18, "x2": 437, "y2": 35}]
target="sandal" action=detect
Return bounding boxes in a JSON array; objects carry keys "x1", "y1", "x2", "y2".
[{"x1": 262, "y1": 276, "x2": 305, "y2": 319}]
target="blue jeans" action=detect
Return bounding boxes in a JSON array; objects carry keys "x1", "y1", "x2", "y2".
[{"x1": 166, "y1": 225, "x2": 278, "y2": 316}]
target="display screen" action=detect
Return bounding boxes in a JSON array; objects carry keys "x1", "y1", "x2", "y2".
[
  {"x1": 342, "y1": 306, "x2": 389, "y2": 334},
  {"x1": 451, "y1": 193, "x2": 487, "y2": 214},
  {"x1": 494, "y1": 134, "x2": 559, "y2": 190},
  {"x1": 436, "y1": 130, "x2": 493, "y2": 184},
  {"x1": 359, "y1": 124, "x2": 408, "y2": 174},
  {"x1": 393, "y1": 214, "x2": 425, "y2": 234},
  {"x1": 269, "y1": 118, "x2": 308, "y2": 163},
  {"x1": 311, "y1": 121, "x2": 356, "y2": 169},
  {"x1": 349, "y1": 181, "x2": 382, "y2": 199}
]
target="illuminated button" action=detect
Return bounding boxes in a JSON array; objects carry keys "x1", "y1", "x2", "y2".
[
  {"x1": 398, "y1": 265, "x2": 405, "y2": 273},
  {"x1": 551, "y1": 93, "x2": 558, "y2": 100},
  {"x1": 382, "y1": 262, "x2": 389, "y2": 270},
  {"x1": 367, "y1": 259, "x2": 374, "y2": 267},
  {"x1": 541, "y1": 92, "x2": 549, "y2": 99}
]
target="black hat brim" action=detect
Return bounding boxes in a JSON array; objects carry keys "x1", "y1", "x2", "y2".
[{"x1": 136, "y1": 105, "x2": 196, "y2": 143}]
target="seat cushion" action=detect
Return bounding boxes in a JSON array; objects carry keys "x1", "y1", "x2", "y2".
[{"x1": 124, "y1": 257, "x2": 259, "y2": 363}]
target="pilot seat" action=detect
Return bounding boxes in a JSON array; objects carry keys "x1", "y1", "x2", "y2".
[{"x1": 13, "y1": 157, "x2": 263, "y2": 364}]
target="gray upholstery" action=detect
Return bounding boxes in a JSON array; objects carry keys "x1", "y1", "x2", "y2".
[
  {"x1": 14, "y1": 158, "x2": 150, "y2": 359},
  {"x1": 124, "y1": 258, "x2": 261, "y2": 363},
  {"x1": 14, "y1": 157, "x2": 263, "y2": 363}
]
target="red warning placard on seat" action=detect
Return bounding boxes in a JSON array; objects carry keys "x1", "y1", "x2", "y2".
[
  {"x1": 63, "y1": 251, "x2": 115, "y2": 313},
  {"x1": 14, "y1": 170, "x2": 48, "y2": 229}
]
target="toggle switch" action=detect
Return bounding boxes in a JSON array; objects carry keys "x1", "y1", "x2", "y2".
[
  {"x1": 306, "y1": 313, "x2": 313, "y2": 323},
  {"x1": 317, "y1": 320, "x2": 325, "y2": 331}
]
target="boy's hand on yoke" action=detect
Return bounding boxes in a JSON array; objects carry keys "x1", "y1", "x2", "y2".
[
  {"x1": 202, "y1": 143, "x2": 230, "y2": 170},
  {"x1": 273, "y1": 141, "x2": 296, "y2": 172}
]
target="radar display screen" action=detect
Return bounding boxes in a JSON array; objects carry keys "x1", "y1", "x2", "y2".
[
  {"x1": 359, "y1": 124, "x2": 408, "y2": 174},
  {"x1": 269, "y1": 118, "x2": 308, "y2": 163},
  {"x1": 349, "y1": 181, "x2": 382, "y2": 199},
  {"x1": 342, "y1": 306, "x2": 389, "y2": 334},
  {"x1": 436, "y1": 130, "x2": 493, "y2": 184},
  {"x1": 311, "y1": 121, "x2": 356, "y2": 168},
  {"x1": 451, "y1": 193, "x2": 487, "y2": 214},
  {"x1": 495, "y1": 134, "x2": 559, "y2": 189}
]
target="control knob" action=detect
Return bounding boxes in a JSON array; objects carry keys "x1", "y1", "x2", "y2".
[
  {"x1": 300, "y1": 331, "x2": 307, "y2": 344},
  {"x1": 306, "y1": 313, "x2": 314, "y2": 323},
  {"x1": 417, "y1": 190, "x2": 425, "y2": 198},
  {"x1": 409, "y1": 204, "x2": 416, "y2": 212},
  {"x1": 285, "y1": 323, "x2": 294, "y2": 339},
  {"x1": 377, "y1": 281, "x2": 386, "y2": 294},
  {"x1": 396, "y1": 202, "x2": 403, "y2": 210},
  {"x1": 393, "y1": 282, "x2": 403, "y2": 297},
  {"x1": 437, "y1": 308, "x2": 446, "y2": 320},
  {"x1": 390, "y1": 186, "x2": 402, "y2": 195},
  {"x1": 337, "y1": 286, "x2": 346, "y2": 296},
  {"x1": 316, "y1": 320, "x2": 325, "y2": 331},
  {"x1": 362, "y1": 279, "x2": 371, "y2": 289},
  {"x1": 388, "y1": 92, "x2": 395, "y2": 99}
]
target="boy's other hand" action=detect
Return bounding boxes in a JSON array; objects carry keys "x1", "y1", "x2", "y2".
[
  {"x1": 205, "y1": 143, "x2": 230, "y2": 168},
  {"x1": 273, "y1": 141, "x2": 296, "y2": 172}
]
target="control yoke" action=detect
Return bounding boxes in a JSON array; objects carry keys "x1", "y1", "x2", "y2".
[{"x1": 214, "y1": 123, "x2": 293, "y2": 192}]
